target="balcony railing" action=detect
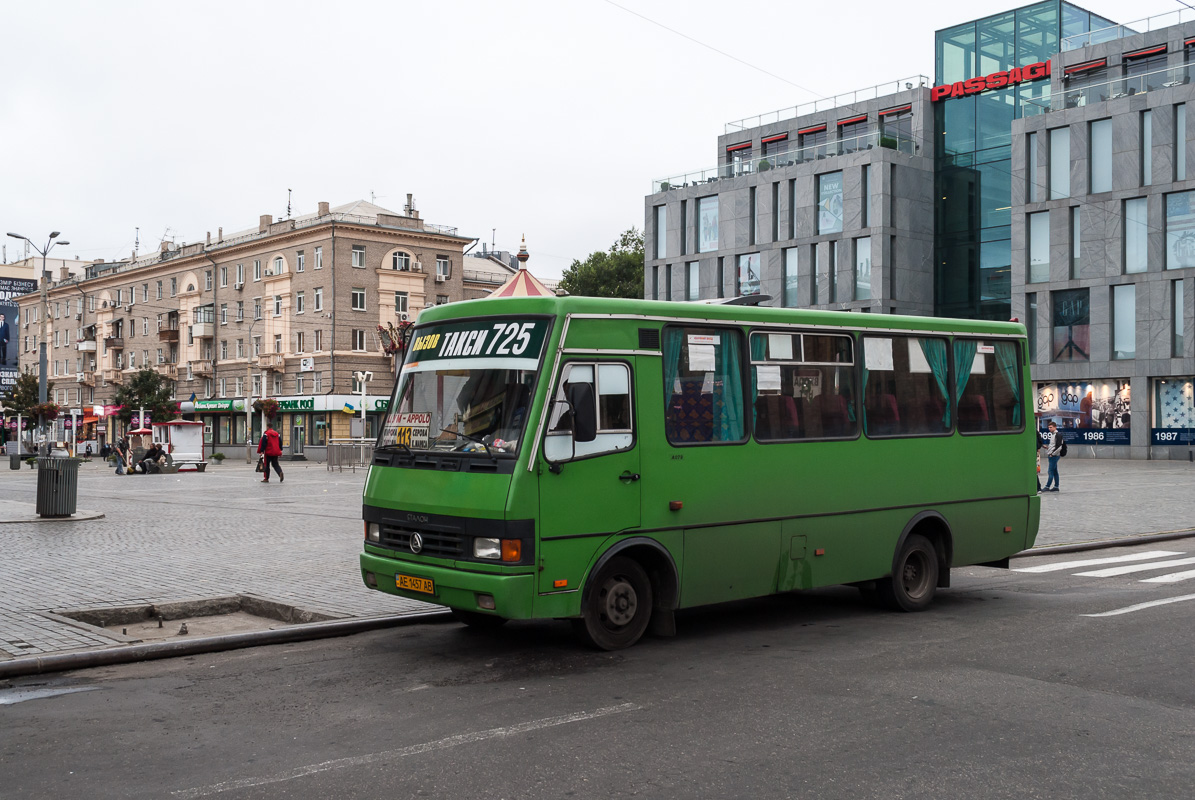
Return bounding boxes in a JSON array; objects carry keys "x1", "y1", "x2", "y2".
[
  {"x1": 653, "y1": 131, "x2": 917, "y2": 193},
  {"x1": 462, "y1": 269, "x2": 509, "y2": 285},
  {"x1": 257, "y1": 353, "x2": 285, "y2": 371},
  {"x1": 101, "y1": 368, "x2": 123, "y2": 384},
  {"x1": 190, "y1": 359, "x2": 214, "y2": 376},
  {"x1": 159, "y1": 328, "x2": 179, "y2": 342},
  {"x1": 1022, "y1": 64, "x2": 1191, "y2": 118},
  {"x1": 191, "y1": 321, "x2": 214, "y2": 339},
  {"x1": 76, "y1": 339, "x2": 97, "y2": 352},
  {"x1": 154, "y1": 363, "x2": 178, "y2": 380},
  {"x1": 103, "y1": 336, "x2": 124, "y2": 349},
  {"x1": 725, "y1": 75, "x2": 929, "y2": 133},
  {"x1": 77, "y1": 371, "x2": 95, "y2": 387},
  {"x1": 1060, "y1": 9, "x2": 1195, "y2": 51}
]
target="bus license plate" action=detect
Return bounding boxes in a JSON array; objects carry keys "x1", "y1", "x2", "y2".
[{"x1": 397, "y1": 574, "x2": 435, "y2": 595}]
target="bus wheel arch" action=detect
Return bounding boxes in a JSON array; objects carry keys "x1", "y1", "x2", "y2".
[
  {"x1": 879, "y1": 512, "x2": 953, "y2": 612},
  {"x1": 577, "y1": 538, "x2": 679, "y2": 648}
]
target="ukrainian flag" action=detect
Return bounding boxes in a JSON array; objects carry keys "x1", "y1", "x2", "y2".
[{"x1": 343, "y1": 402, "x2": 356, "y2": 414}]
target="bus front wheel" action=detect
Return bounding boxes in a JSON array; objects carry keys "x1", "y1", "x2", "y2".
[
  {"x1": 878, "y1": 534, "x2": 938, "y2": 612},
  {"x1": 575, "y1": 556, "x2": 653, "y2": 650}
]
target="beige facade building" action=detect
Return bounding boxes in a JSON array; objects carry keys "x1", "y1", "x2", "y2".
[{"x1": 13, "y1": 199, "x2": 498, "y2": 458}]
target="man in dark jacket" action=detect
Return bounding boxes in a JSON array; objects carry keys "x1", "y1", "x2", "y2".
[{"x1": 257, "y1": 422, "x2": 284, "y2": 483}]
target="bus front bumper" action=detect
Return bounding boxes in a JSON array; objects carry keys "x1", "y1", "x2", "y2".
[{"x1": 360, "y1": 552, "x2": 536, "y2": 619}]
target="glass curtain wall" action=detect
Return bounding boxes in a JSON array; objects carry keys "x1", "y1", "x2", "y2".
[{"x1": 934, "y1": 2, "x2": 1105, "y2": 320}]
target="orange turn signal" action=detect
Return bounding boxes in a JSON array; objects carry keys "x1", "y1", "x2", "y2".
[
  {"x1": 553, "y1": 579, "x2": 568, "y2": 588},
  {"x1": 814, "y1": 548, "x2": 825, "y2": 556},
  {"x1": 501, "y1": 539, "x2": 522, "y2": 562}
]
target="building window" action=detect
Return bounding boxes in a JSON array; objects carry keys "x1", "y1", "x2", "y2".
[
  {"x1": 351, "y1": 245, "x2": 366, "y2": 268},
  {"x1": 220, "y1": 378, "x2": 226, "y2": 398},
  {"x1": 1139, "y1": 109, "x2": 1153, "y2": 186},
  {"x1": 313, "y1": 372, "x2": 323, "y2": 392},
  {"x1": 295, "y1": 331, "x2": 304, "y2": 353},
  {"x1": 351, "y1": 288, "x2": 366, "y2": 311},
  {"x1": 314, "y1": 330, "x2": 323, "y2": 352},
  {"x1": 799, "y1": 128, "x2": 827, "y2": 158},
  {"x1": 236, "y1": 301, "x2": 244, "y2": 322},
  {"x1": 855, "y1": 237, "x2": 872, "y2": 301},
  {"x1": 352, "y1": 329, "x2": 366, "y2": 351},
  {"x1": 655, "y1": 205, "x2": 667, "y2": 259},
  {"x1": 1174, "y1": 280, "x2": 1185, "y2": 357},
  {"x1": 395, "y1": 291, "x2": 409, "y2": 313},
  {"x1": 141, "y1": 284, "x2": 148, "y2": 302},
  {"x1": 861, "y1": 165, "x2": 871, "y2": 228},
  {"x1": 1071, "y1": 207, "x2": 1081, "y2": 279},
  {"x1": 253, "y1": 298, "x2": 262, "y2": 320},
  {"x1": 205, "y1": 271, "x2": 213, "y2": 291},
  {"x1": 254, "y1": 260, "x2": 262, "y2": 281},
  {"x1": 296, "y1": 376, "x2": 304, "y2": 394},
  {"x1": 1027, "y1": 293, "x2": 1037, "y2": 363},
  {"x1": 170, "y1": 278, "x2": 177, "y2": 296},
  {"x1": 1090, "y1": 119, "x2": 1112, "y2": 193},
  {"x1": 236, "y1": 263, "x2": 244, "y2": 284},
  {"x1": 273, "y1": 296, "x2": 282, "y2": 316},
  {"x1": 1028, "y1": 211, "x2": 1050, "y2": 283},
  {"x1": 697, "y1": 196, "x2": 719, "y2": 253},
  {"x1": 436, "y1": 294, "x2": 449, "y2": 305},
  {"x1": 253, "y1": 336, "x2": 261, "y2": 356},
  {"x1": 817, "y1": 172, "x2": 843, "y2": 235},
  {"x1": 1178, "y1": 104, "x2": 1187, "y2": 182},
  {"x1": 236, "y1": 339, "x2": 244, "y2": 359},
  {"x1": 272, "y1": 256, "x2": 283, "y2": 275},
  {"x1": 392, "y1": 251, "x2": 410, "y2": 271},
  {"x1": 783, "y1": 248, "x2": 798, "y2": 307},
  {"x1": 436, "y1": 256, "x2": 449, "y2": 279},
  {"x1": 828, "y1": 240, "x2": 839, "y2": 303},
  {"x1": 220, "y1": 266, "x2": 228, "y2": 287},
  {"x1": 296, "y1": 292, "x2": 305, "y2": 314},
  {"x1": 220, "y1": 340, "x2": 228, "y2": 360},
  {"x1": 1112, "y1": 284, "x2": 1136, "y2": 360},
  {"x1": 1049, "y1": 127, "x2": 1069, "y2": 199},
  {"x1": 314, "y1": 287, "x2": 323, "y2": 311},
  {"x1": 716, "y1": 256, "x2": 724, "y2": 299},
  {"x1": 1125, "y1": 198, "x2": 1148, "y2": 274},
  {"x1": 274, "y1": 334, "x2": 282, "y2": 353},
  {"x1": 297, "y1": 250, "x2": 305, "y2": 272},
  {"x1": 650, "y1": 266, "x2": 658, "y2": 300},
  {"x1": 314, "y1": 246, "x2": 323, "y2": 269},
  {"x1": 738, "y1": 253, "x2": 761, "y2": 297},
  {"x1": 1028, "y1": 132, "x2": 1040, "y2": 202},
  {"x1": 1166, "y1": 190, "x2": 1195, "y2": 269},
  {"x1": 219, "y1": 304, "x2": 228, "y2": 325},
  {"x1": 687, "y1": 261, "x2": 699, "y2": 301},
  {"x1": 1052, "y1": 288, "x2": 1090, "y2": 362}
]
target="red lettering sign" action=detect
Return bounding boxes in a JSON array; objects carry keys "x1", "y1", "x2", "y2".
[{"x1": 930, "y1": 60, "x2": 1051, "y2": 102}]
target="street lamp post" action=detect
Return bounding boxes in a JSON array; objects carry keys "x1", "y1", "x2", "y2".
[{"x1": 7, "y1": 231, "x2": 70, "y2": 455}]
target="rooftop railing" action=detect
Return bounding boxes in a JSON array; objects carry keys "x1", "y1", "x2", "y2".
[
  {"x1": 653, "y1": 130, "x2": 917, "y2": 193},
  {"x1": 1021, "y1": 63, "x2": 1190, "y2": 117},
  {"x1": 725, "y1": 76, "x2": 929, "y2": 134},
  {"x1": 1060, "y1": 9, "x2": 1195, "y2": 51}
]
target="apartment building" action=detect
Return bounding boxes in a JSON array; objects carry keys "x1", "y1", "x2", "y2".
[{"x1": 13, "y1": 199, "x2": 479, "y2": 458}]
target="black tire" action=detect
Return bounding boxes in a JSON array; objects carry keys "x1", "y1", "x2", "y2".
[
  {"x1": 877, "y1": 533, "x2": 939, "y2": 612},
  {"x1": 575, "y1": 556, "x2": 653, "y2": 651},
  {"x1": 450, "y1": 608, "x2": 507, "y2": 629}
]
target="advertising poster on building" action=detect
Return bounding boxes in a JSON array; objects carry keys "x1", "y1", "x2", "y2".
[
  {"x1": 0, "y1": 278, "x2": 37, "y2": 394},
  {"x1": 1035, "y1": 380, "x2": 1131, "y2": 445},
  {"x1": 697, "y1": 196, "x2": 719, "y2": 253},
  {"x1": 1051, "y1": 289, "x2": 1090, "y2": 362},
  {"x1": 817, "y1": 171, "x2": 843, "y2": 235},
  {"x1": 1151, "y1": 377, "x2": 1195, "y2": 445},
  {"x1": 737, "y1": 253, "x2": 761, "y2": 296},
  {"x1": 1165, "y1": 191, "x2": 1195, "y2": 269}
]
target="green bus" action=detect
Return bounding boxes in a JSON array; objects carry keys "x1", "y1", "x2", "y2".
[{"x1": 361, "y1": 296, "x2": 1039, "y2": 649}]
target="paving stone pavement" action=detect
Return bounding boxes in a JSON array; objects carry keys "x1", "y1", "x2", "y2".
[{"x1": 1, "y1": 456, "x2": 1192, "y2": 660}]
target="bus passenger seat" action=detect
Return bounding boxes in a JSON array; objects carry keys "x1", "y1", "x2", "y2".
[{"x1": 959, "y1": 395, "x2": 989, "y2": 429}]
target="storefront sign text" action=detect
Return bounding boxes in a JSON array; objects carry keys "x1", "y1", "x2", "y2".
[{"x1": 931, "y1": 60, "x2": 1050, "y2": 102}]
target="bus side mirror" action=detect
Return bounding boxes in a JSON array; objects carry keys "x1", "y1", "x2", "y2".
[{"x1": 566, "y1": 382, "x2": 597, "y2": 443}]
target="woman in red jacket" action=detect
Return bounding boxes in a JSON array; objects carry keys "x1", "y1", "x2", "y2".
[{"x1": 258, "y1": 422, "x2": 284, "y2": 483}]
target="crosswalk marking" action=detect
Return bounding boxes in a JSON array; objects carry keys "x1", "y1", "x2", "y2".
[
  {"x1": 1013, "y1": 550, "x2": 1184, "y2": 574},
  {"x1": 1141, "y1": 568, "x2": 1195, "y2": 584},
  {"x1": 1081, "y1": 594, "x2": 1195, "y2": 617},
  {"x1": 1073, "y1": 556, "x2": 1195, "y2": 578}
]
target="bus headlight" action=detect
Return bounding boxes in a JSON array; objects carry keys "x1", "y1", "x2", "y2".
[
  {"x1": 365, "y1": 523, "x2": 380, "y2": 543},
  {"x1": 474, "y1": 538, "x2": 501, "y2": 559}
]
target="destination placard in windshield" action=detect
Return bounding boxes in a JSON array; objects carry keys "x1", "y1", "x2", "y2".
[{"x1": 403, "y1": 318, "x2": 550, "y2": 370}]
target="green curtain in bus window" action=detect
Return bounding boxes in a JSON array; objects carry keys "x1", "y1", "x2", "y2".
[
  {"x1": 749, "y1": 335, "x2": 767, "y2": 429},
  {"x1": 663, "y1": 329, "x2": 683, "y2": 402},
  {"x1": 919, "y1": 338, "x2": 951, "y2": 428},
  {"x1": 717, "y1": 333, "x2": 745, "y2": 441},
  {"x1": 994, "y1": 341, "x2": 1022, "y2": 425},
  {"x1": 953, "y1": 338, "x2": 978, "y2": 414}
]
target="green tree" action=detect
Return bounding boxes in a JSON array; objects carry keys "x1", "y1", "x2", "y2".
[
  {"x1": 1, "y1": 372, "x2": 52, "y2": 416},
  {"x1": 112, "y1": 368, "x2": 178, "y2": 426},
  {"x1": 559, "y1": 228, "x2": 645, "y2": 299}
]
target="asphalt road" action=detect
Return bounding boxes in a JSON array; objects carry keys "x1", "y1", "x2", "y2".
[{"x1": 3, "y1": 543, "x2": 1192, "y2": 800}]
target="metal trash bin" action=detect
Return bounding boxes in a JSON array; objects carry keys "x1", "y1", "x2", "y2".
[
  {"x1": 9, "y1": 453, "x2": 20, "y2": 470},
  {"x1": 36, "y1": 457, "x2": 80, "y2": 517}
]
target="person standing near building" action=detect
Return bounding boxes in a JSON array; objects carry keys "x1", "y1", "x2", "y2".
[
  {"x1": 1043, "y1": 421, "x2": 1063, "y2": 492},
  {"x1": 0, "y1": 313, "x2": 10, "y2": 365},
  {"x1": 258, "y1": 422, "x2": 284, "y2": 483}
]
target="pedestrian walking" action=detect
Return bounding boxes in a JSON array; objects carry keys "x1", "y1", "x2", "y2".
[
  {"x1": 258, "y1": 422, "x2": 284, "y2": 483},
  {"x1": 1043, "y1": 421, "x2": 1063, "y2": 492}
]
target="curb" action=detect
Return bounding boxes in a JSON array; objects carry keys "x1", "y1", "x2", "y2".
[
  {"x1": 0, "y1": 609, "x2": 453, "y2": 679},
  {"x1": 0, "y1": 510, "x2": 106, "y2": 525},
  {"x1": 1016, "y1": 527, "x2": 1195, "y2": 558}
]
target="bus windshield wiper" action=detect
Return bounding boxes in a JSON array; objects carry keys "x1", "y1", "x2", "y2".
[
  {"x1": 439, "y1": 428, "x2": 496, "y2": 461},
  {"x1": 376, "y1": 442, "x2": 413, "y2": 457}
]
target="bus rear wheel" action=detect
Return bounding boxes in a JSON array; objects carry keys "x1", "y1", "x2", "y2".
[
  {"x1": 451, "y1": 609, "x2": 508, "y2": 629},
  {"x1": 575, "y1": 556, "x2": 653, "y2": 651},
  {"x1": 878, "y1": 534, "x2": 938, "y2": 612}
]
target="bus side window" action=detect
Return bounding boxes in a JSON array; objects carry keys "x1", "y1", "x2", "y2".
[
  {"x1": 663, "y1": 326, "x2": 746, "y2": 444},
  {"x1": 955, "y1": 339, "x2": 1023, "y2": 433},
  {"x1": 545, "y1": 362, "x2": 634, "y2": 461},
  {"x1": 862, "y1": 336, "x2": 951, "y2": 437}
]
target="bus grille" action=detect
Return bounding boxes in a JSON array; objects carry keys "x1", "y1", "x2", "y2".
[{"x1": 379, "y1": 526, "x2": 463, "y2": 558}]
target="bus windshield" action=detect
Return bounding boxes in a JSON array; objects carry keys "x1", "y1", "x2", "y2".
[{"x1": 378, "y1": 317, "x2": 551, "y2": 457}]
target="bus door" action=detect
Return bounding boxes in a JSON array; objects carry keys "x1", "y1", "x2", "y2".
[{"x1": 538, "y1": 360, "x2": 640, "y2": 590}]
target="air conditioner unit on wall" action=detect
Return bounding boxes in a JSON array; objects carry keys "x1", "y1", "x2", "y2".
[
  {"x1": 399, "y1": 312, "x2": 409, "y2": 322},
  {"x1": 75, "y1": 314, "x2": 82, "y2": 320},
  {"x1": 234, "y1": 281, "x2": 244, "y2": 289},
  {"x1": 264, "y1": 269, "x2": 274, "y2": 277},
  {"x1": 413, "y1": 261, "x2": 423, "y2": 272},
  {"x1": 435, "y1": 274, "x2": 446, "y2": 283}
]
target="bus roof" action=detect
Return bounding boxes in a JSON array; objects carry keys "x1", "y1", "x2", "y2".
[{"x1": 416, "y1": 296, "x2": 1027, "y2": 337}]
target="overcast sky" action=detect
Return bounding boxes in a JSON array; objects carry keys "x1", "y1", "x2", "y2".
[{"x1": 0, "y1": 0, "x2": 1159, "y2": 279}]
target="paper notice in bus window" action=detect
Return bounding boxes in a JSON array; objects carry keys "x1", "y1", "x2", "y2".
[
  {"x1": 688, "y1": 344, "x2": 715, "y2": 371},
  {"x1": 688, "y1": 334, "x2": 718, "y2": 346},
  {"x1": 756, "y1": 365, "x2": 782, "y2": 392},
  {"x1": 864, "y1": 337, "x2": 893, "y2": 371},
  {"x1": 977, "y1": 344, "x2": 995, "y2": 354},
  {"x1": 972, "y1": 351, "x2": 987, "y2": 374},
  {"x1": 907, "y1": 339, "x2": 931, "y2": 373},
  {"x1": 767, "y1": 334, "x2": 793, "y2": 360}
]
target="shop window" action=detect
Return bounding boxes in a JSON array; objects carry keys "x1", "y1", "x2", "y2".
[
  {"x1": 750, "y1": 331, "x2": 856, "y2": 441},
  {"x1": 862, "y1": 336, "x2": 951, "y2": 437},
  {"x1": 1166, "y1": 190, "x2": 1195, "y2": 269},
  {"x1": 662, "y1": 326, "x2": 745, "y2": 444},
  {"x1": 954, "y1": 339, "x2": 1023, "y2": 434}
]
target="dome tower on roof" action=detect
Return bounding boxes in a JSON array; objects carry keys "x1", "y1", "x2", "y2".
[
  {"x1": 516, "y1": 235, "x2": 529, "y2": 269},
  {"x1": 488, "y1": 235, "x2": 554, "y2": 298}
]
